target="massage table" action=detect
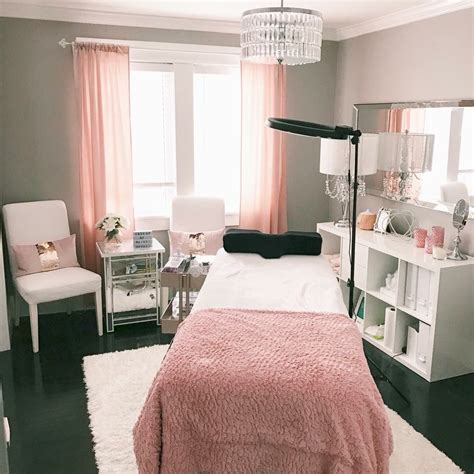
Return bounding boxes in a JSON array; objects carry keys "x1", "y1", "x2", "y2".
[
  {"x1": 134, "y1": 250, "x2": 393, "y2": 473},
  {"x1": 192, "y1": 249, "x2": 348, "y2": 314}
]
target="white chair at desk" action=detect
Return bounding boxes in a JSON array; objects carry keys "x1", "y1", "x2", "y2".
[{"x1": 170, "y1": 196, "x2": 225, "y2": 235}]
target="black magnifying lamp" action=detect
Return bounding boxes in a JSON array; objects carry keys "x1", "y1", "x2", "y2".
[
  {"x1": 267, "y1": 118, "x2": 361, "y2": 318},
  {"x1": 268, "y1": 118, "x2": 409, "y2": 403}
]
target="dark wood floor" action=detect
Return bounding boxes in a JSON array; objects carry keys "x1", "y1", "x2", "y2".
[{"x1": 0, "y1": 310, "x2": 472, "y2": 473}]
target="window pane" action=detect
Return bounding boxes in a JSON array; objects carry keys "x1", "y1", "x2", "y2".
[
  {"x1": 193, "y1": 69, "x2": 241, "y2": 214},
  {"x1": 459, "y1": 109, "x2": 473, "y2": 171},
  {"x1": 419, "y1": 108, "x2": 452, "y2": 202},
  {"x1": 133, "y1": 184, "x2": 176, "y2": 218},
  {"x1": 130, "y1": 67, "x2": 177, "y2": 217},
  {"x1": 458, "y1": 109, "x2": 474, "y2": 197}
]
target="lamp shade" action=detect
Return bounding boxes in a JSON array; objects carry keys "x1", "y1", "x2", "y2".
[
  {"x1": 378, "y1": 132, "x2": 434, "y2": 172},
  {"x1": 320, "y1": 134, "x2": 379, "y2": 176}
]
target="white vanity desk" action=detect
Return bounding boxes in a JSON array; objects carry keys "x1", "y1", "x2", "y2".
[{"x1": 317, "y1": 222, "x2": 474, "y2": 382}]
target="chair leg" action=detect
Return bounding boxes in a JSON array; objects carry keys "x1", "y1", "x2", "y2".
[
  {"x1": 14, "y1": 291, "x2": 20, "y2": 326},
  {"x1": 95, "y1": 290, "x2": 103, "y2": 337},
  {"x1": 9, "y1": 292, "x2": 20, "y2": 327},
  {"x1": 14, "y1": 297, "x2": 20, "y2": 327},
  {"x1": 29, "y1": 304, "x2": 39, "y2": 353}
]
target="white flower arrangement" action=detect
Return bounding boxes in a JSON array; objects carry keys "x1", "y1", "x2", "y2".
[{"x1": 96, "y1": 214, "x2": 129, "y2": 242}]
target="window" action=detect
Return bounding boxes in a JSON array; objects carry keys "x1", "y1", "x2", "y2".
[
  {"x1": 130, "y1": 53, "x2": 241, "y2": 229},
  {"x1": 419, "y1": 108, "x2": 474, "y2": 203},
  {"x1": 458, "y1": 108, "x2": 474, "y2": 196},
  {"x1": 193, "y1": 66, "x2": 241, "y2": 214},
  {"x1": 130, "y1": 64, "x2": 176, "y2": 219}
]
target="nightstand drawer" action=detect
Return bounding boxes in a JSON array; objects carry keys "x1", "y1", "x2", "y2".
[{"x1": 110, "y1": 255, "x2": 158, "y2": 278}]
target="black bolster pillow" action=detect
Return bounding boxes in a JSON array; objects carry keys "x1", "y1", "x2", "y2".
[{"x1": 223, "y1": 228, "x2": 322, "y2": 259}]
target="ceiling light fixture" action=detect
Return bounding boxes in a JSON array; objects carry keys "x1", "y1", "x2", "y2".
[{"x1": 241, "y1": 0, "x2": 323, "y2": 65}]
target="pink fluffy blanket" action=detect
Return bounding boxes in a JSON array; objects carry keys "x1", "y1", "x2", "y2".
[{"x1": 134, "y1": 309, "x2": 393, "y2": 473}]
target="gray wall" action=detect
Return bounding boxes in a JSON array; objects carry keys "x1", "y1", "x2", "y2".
[
  {"x1": 0, "y1": 17, "x2": 240, "y2": 253},
  {"x1": 0, "y1": 18, "x2": 240, "y2": 313},
  {"x1": 334, "y1": 8, "x2": 474, "y2": 255},
  {"x1": 0, "y1": 18, "x2": 337, "y2": 236},
  {"x1": 286, "y1": 41, "x2": 338, "y2": 231},
  {"x1": 0, "y1": 17, "x2": 338, "y2": 313}
]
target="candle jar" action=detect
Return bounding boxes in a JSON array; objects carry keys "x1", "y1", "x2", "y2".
[
  {"x1": 432, "y1": 226, "x2": 445, "y2": 246},
  {"x1": 414, "y1": 228, "x2": 428, "y2": 248},
  {"x1": 433, "y1": 245, "x2": 447, "y2": 260},
  {"x1": 425, "y1": 234, "x2": 433, "y2": 254}
]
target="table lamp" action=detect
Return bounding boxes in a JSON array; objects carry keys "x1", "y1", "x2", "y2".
[
  {"x1": 378, "y1": 131, "x2": 434, "y2": 201},
  {"x1": 320, "y1": 134, "x2": 378, "y2": 227}
]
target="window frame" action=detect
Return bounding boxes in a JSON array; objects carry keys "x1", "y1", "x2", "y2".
[
  {"x1": 129, "y1": 61, "x2": 177, "y2": 224},
  {"x1": 119, "y1": 40, "x2": 240, "y2": 230}
]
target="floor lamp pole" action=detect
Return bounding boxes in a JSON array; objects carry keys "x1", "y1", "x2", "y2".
[{"x1": 348, "y1": 132, "x2": 360, "y2": 318}]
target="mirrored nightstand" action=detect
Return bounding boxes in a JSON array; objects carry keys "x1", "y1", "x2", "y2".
[{"x1": 96, "y1": 239, "x2": 166, "y2": 332}]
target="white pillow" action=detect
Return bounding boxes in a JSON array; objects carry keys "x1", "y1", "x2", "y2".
[{"x1": 169, "y1": 229, "x2": 224, "y2": 256}]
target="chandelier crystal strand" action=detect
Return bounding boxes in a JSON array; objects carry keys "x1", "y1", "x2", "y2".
[{"x1": 241, "y1": 2, "x2": 323, "y2": 65}]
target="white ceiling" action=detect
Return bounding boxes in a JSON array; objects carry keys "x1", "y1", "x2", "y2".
[{"x1": 1, "y1": 0, "x2": 472, "y2": 40}]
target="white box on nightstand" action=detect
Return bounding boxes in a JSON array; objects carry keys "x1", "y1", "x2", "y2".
[{"x1": 133, "y1": 230, "x2": 153, "y2": 249}]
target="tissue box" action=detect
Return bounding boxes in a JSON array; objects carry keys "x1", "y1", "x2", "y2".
[{"x1": 133, "y1": 230, "x2": 153, "y2": 248}]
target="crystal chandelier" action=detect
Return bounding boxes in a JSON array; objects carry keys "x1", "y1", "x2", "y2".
[{"x1": 241, "y1": 0, "x2": 323, "y2": 65}]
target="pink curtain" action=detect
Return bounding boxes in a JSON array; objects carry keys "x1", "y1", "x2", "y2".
[
  {"x1": 386, "y1": 108, "x2": 426, "y2": 133},
  {"x1": 73, "y1": 43, "x2": 135, "y2": 271},
  {"x1": 386, "y1": 109, "x2": 404, "y2": 132},
  {"x1": 240, "y1": 62, "x2": 287, "y2": 234}
]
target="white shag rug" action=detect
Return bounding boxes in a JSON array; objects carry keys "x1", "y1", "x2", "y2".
[{"x1": 83, "y1": 345, "x2": 462, "y2": 474}]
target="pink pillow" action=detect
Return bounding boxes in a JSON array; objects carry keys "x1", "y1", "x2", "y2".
[
  {"x1": 169, "y1": 229, "x2": 224, "y2": 256},
  {"x1": 12, "y1": 234, "x2": 80, "y2": 276}
]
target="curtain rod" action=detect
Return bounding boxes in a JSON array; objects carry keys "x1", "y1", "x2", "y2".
[
  {"x1": 58, "y1": 37, "x2": 240, "y2": 55},
  {"x1": 57, "y1": 37, "x2": 240, "y2": 65}
]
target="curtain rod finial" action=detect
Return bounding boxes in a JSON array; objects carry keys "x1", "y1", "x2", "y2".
[{"x1": 58, "y1": 38, "x2": 71, "y2": 48}]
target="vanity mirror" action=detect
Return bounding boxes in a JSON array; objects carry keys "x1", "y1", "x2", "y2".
[{"x1": 354, "y1": 100, "x2": 474, "y2": 219}]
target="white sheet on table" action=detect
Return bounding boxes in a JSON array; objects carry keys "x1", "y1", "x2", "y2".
[{"x1": 192, "y1": 249, "x2": 347, "y2": 315}]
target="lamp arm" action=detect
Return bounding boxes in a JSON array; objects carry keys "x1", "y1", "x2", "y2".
[{"x1": 267, "y1": 118, "x2": 361, "y2": 140}]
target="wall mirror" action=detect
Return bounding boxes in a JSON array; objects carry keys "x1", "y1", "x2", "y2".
[{"x1": 354, "y1": 100, "x2": 474, "y2": 219}]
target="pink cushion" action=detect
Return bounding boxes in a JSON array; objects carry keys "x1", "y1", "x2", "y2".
[
  {"x1": 169, "y1": 229, "x2": 224, "y2": 256},
  {"x1": 12, "y1": 234, "x2": 80, "y2": 276}
]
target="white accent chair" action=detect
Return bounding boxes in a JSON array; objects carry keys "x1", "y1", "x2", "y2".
[
  {"x1": 2, "y1": 200, "x2": 103, "y2": 353},
  {"x1": 170, "y1": 196, "x2": 225, "y2": 233}
]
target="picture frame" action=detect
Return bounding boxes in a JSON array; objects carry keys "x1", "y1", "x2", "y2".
[{"x1": 374, "y1": 207, "x2": 391, "y2": 234}]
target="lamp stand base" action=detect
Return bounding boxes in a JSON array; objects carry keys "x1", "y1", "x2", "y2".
[
  {"x1": 335, "y1": 219, "x2": 350, "y2": 228},
  {"x1": 448, "y1": 248, "x2": 467, "y2": 261},
  {"x1": 447, "y1": 233, "x2": 467, "y2": 261}
]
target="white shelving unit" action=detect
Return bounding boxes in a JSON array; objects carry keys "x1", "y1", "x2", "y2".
[{"x1": 317, "y1": 222, "x2": 474, "y2": 382}]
